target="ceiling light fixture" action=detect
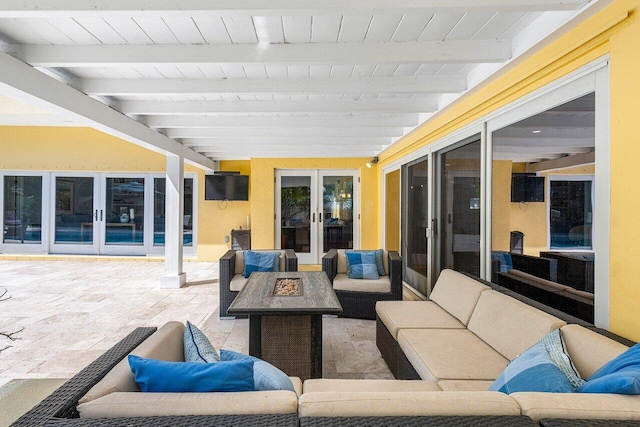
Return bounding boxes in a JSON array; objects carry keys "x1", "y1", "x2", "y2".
[
  {"x1": 532, "y1": 130, "x2": 542, "y2": 134},
  {"x1": 366, "y1": 157, "x2": 379, "y2": 168}
]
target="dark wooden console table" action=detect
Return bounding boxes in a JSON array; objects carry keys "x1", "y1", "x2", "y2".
[{"x1": 227, "y1": 271, "x2": 342, "y2": 380}]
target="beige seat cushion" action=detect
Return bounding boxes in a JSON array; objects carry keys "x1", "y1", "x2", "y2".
[
  {"x1": 429, "y1": 269, "x2": 491, "y2": 325},
  {"x1": 437, "y1": 380, "x2": 495, "y2": 391},
  {"x1": 298, "y1": 391, "x2": 521, "y2": 418},
  {"x1": 229, "y1": 274, "x2": 249, "y2": 292},
  {"x1": 376, "y1": 301, "x2": 464, "y2": 339},
  {"x1": 78, "y1": 390, "x2": 299, "y2": 418},
  {"x1": 467, "y1": 290, "x2": 566, "y2": 361},
  {"x1": 79, "y1": 322, "x2": 185, "y2": 404},
  {"x1": 560, "y1": 324, "x2": 630, "y2": 378},
  {"x1": 332, "y1": 273, "x2": 390, "y2": 293},
  {"x1": 398, "y1": 329, "x2": 508, "y2": 381},
  {"x1": 511, "y1": 392, "x2": 640, "y2": 422},
  {"x1": 303, "y1": 379, "x2": 441, "y2": 393}
]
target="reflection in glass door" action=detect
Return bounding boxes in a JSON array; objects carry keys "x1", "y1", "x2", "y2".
[
  {"x1": 102, "y1": 177, "x2": 146, "y2": 250},
  {"x1": 278, "y1": 174, "x2": 314, "y2": 264},
  {"x1": 3, "y1": 175, "x2": 43, "y2": 245},
  {"x1": 402, "y1": 157, "x2": 429, "y2": 295},
  {"x1": 438, "y1": 139, "x2": 481, "y2": 278},
  {"x1": 51, "y1": 176, "x2": 98, "y2": 254},
  {"x1": 153, "y1": 177, "x2": 194, "y2": 248},
  {"x1": 321, "y1": 175, "x2": 354, "y2": 253}
]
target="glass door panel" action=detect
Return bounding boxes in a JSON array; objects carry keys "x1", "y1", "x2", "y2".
[
  {"x1": 403, "y1": 157, "x2": 429, "y2": 295},
  {"x1": 279, "y1": 175, "x2": 313, "y2": 262},
  {"x1": 50, "y1": 176, "x2": 98, "y2": 254},
  {"x1": 100, "y1": 176, "x2": 147, "y2": 255},
  {"x1": 321, "y1": 175, "x2": 354, "y2": 252},
  {"x1": 3, "y1": 175, "x2": 43, "y2": 244},
  {"x1": 438, "y1": 139, "x2": 481, "y2": 278},
  {"x1": 153, "y1": 177, "x2": 194, "y2": 247}
]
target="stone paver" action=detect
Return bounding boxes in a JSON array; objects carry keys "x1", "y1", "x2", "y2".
[{"x1": 0, "y1": 260, "x2": 392, "y2": 387}]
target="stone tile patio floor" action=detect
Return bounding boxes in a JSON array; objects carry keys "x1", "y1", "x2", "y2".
[{"x1": 0, "y1": 259, "x2": 393, "y2": 388}]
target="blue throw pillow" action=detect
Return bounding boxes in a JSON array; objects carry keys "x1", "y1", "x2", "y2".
[
  {"x1": 491, "y1": 251, "x2": 513, "y2": 273},
  {"x1": 577, "y1": 343, "x2": 640, "y2": 394},
  {"x1": 373, "y1": 249, "x2": 386, "y2": 276},
  {"x1": 128, "y1": 355, "x2": 254, "y2": 392},
  {"x1": 220, "y1": 349, "x2": 296, "y2": 393},
  {"x1": 345, "y1": 251, "x2": 380, "y2": 280},
  {"x1": 489, "y1": 329, "x2": 584, "y2": 394},
  {"x1": 184, "y1": 321, "x2": 220, "y2": 363},
  {"x1": 243, "y1": 250, "x2": 280, "y2": 278}
]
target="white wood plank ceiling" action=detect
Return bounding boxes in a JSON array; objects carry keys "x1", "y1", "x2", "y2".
[{"x1": 0, "y1": 1, "x2": 600, "y2": 164}]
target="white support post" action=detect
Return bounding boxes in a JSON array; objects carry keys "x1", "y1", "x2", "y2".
[{"x1": 160, "y1": 154, "x2": 186, "y2": 289}]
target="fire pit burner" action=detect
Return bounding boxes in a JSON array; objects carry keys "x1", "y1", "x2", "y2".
[{"x1": 273, "y1": 278, "x2": 301, "y2": 296}]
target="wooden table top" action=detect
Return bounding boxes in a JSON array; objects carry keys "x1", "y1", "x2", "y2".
[{"x1": 227, "y1": 271, "x2": 342, "y2": 316}]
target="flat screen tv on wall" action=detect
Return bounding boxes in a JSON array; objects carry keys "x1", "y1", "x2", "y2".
[
  {"x1": 511, "y1": 174, "x2": 544, "y2": 202},
  {"x1": 205, "y1": 174, "x2": 249, "y2": 201}
]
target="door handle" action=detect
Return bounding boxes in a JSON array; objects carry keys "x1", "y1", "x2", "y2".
[
  {"x1": 312, "y1": 213, "x2": 315, "y2": 223},
  {"x1": 319, "y1": 213, "x2": 322, "y2": 223},
  {"x1": 100, "y1": 209, "x2": 103, "y2": 221},
  {"x1": 431, "y1": 218, "x2": 438, "y2": 237},
  {"x1": 94, "y1": 210, "x2": 98, "y2": 221}
]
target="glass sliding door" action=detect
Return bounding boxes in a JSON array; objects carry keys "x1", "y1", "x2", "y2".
[
  {"x1": 99, "y1": 176, "x2": 147, "y2": 255},
  {"x1": 278, "y1": 173, "x2": 315, "y2": 264},
  {"x1": 437, "y1": 139, "x2": 482, "y2": 278},
  {"x1": 50, "y1": 175, "x2": 98, "y2": 254},
  {"x1": 152, "y1": 176, "x2": 195, "y2": 252},
  {"x1": 402, "y1": 157, "x2": 429, "y2": 295},
  {"x1": 3, "y1": 175, "x2": 43, "y2": 245}
]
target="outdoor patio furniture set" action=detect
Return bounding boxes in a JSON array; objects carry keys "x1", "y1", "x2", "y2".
[{"x1": 11, "y1": 255, "x2": 640, "y2": 426}]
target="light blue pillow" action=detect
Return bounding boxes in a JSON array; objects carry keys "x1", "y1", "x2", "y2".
[
  {"x1": 346, "y1": 250, "x2": 386, "y2": 276},
  {"x1": 128, "y1": 355, "x2": 254, "y2": 392},
  {"x1": 489, "y1": 329, "x2": 584, "y2": 394},
  {"x1": 577, "y1": 343, "x2": 640, "y2": 394},
  {"x1": 220, "y1": 349, "x2": 296, "y2": 393},
  {"x1": 345, "y1": 251, "x2": 380, "y2": 280},
  {"x1": 491, "y1": 251, "x2": 513, "y2": 273},
  {"x1": 243, "y1": 250, "x2": 280, "y2": 278},
  {"x1": 184, "y1": 321, "x2": 220, "y2": 363}
]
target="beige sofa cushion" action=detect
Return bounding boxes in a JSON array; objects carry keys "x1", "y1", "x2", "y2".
[
  {"x1": 303, "y1": 379, "x2": 441, "y2": 393},
  {"x1": 467, "y1": 290, "x2": 566, "y2": 361},
  {"x1": 79, "y1": 321, "x2": 185, "y2": 404},
  {"x1": 511, "y1": 392, "x2": 640, "y2": 422},
  {"x1": 437, "y1": 380, "x2": 494, "y2": 391},
  {"x1": 336, "y1": 249, "x2": 389, "y2": 275},
  {"x1": 332, "y1": 273, "x2": 390, "y2": 293},
  {"x1": 429, "y1": 269, "x2": 491, "y2": 325},
  {"x1": 234, "y1": 250, "x2": 286, "y2": 275},
  {"x1": 560, "y1": 324, "x2": 630, "y2": 378},
  {"x1": 230, "y1": 274, "x2": 249, "y2": 292},
  {"x1": 376, "y1": 301, "x2": 464, "y2": 339},
  {"x1": 298, "y1": 391, "x2": 521, "y2": 418},
  {"x1": 78, "y1": 390, "x2": 299, "y2": 418},
  {"x1": 398, "y1": 329, "x2": 508, "y2": 381}
]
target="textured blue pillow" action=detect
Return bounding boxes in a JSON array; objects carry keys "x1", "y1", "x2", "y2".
[
  {"x1": 184, "y1": 321, "x2": 220, "y2": 363},
  {"x1": 577, "y1": 343, "x2": 640, "y2": 394},
  {"x1": 489, "y1": 329, "x2": 583, "y2": 394},
  {"x1": 243, "y1": 250, "x2": 280, "y2": 278},
  {"x1": 491, "y1": 251, "x2": 513, "y2": 273},
  {"x1": 128, "y1": 355, "x2": 254, "y2": 392},
  {"x1": 373, "y1": 249, "x2": 386, "y2": 276},
  {"x1": 345, "y1": 251, "x2": 380, "y2": 280},
  {"x1": 220, "y1": 349, "x2": 296, "y2": 392}
]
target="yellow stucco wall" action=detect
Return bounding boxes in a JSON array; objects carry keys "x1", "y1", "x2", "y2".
[
  {"x1": 376, "y1": 1, "x2": 640, "y2": 340},
  {"x1": 385, "y1": 169, "x2": 400, "y2": 252}
]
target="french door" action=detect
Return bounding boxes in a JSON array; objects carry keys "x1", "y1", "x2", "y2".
[{"x1": 275, "y1": 170, "x2": 359, "y2": 264}]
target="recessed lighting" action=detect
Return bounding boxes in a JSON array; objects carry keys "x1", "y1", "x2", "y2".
[{"x1": 532, "y1": 130, "x2": 542, "y2": 134}]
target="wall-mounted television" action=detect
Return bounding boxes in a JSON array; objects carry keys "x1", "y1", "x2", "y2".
[
  {"x1": 205, "y1": 174, "x2": 249, "y2": 201},
  {"x1": 511, "y1": 174, "x2": 544, "y2": 202}
]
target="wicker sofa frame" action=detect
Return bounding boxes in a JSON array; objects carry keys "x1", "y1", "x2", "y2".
[
  {"x1": 9, "y1": 326, "x2": 299, "y2": 427},
  {"x1": 322, "y1": 249, "x2": 402, "y2": 320},
  {"x1": 219, "y1": 249, "x2": 298, "y2": 318}
]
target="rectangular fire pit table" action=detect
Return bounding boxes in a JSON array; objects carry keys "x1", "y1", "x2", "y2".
[{"x1": 227, "y1": 271, "x2": 342, "y2": 380}]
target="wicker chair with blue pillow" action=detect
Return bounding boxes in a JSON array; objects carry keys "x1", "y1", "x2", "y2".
[
  {"x1": 219, "y1": 249, "x2": 298, "y2": 318},
  {"x1": 322, "y1": 249, "x2": 402, "y2": 320}
]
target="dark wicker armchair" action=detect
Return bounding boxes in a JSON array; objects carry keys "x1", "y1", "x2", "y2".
[
  {"x1": 219, "y1": 249, "x2": 298, "y2": 318},
  {"x1": 322, "y1": 249, "x2": 402, "y2": 320}
]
